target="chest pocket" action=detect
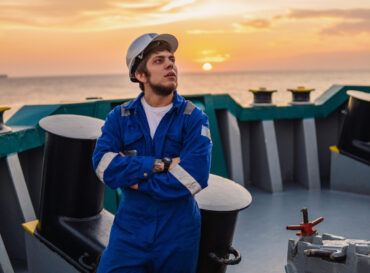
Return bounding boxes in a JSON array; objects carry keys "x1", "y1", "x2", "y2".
[
  {"x1": 164, "y1": 132, "x2": 183, "y2": 157},
  {"x1": 123, "y1": 127, "x2": 145, "y2": 156}
]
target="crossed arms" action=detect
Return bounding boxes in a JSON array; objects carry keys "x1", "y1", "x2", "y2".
[{"x1": 92, "y1": 106, "x2": 212, "y2": 201}]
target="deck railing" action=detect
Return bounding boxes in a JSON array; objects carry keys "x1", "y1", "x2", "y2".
[{"x1": 1, "y1": 85, "x2": 370, "y2": 211}]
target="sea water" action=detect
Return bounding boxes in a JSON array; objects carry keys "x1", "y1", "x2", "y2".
[{"x1": 1, "y1": 70, "x2": 370, "y2": 121}]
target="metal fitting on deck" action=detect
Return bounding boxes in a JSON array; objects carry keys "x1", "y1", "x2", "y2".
[
  {"x1": 249, "y1": 87, "x2": 277, "y2": 105},
  {"x1": 0, "y1": 106, "x2": 12, "y2": 134},
  {"x1": 287, "y1": 86, "x2": 315, "y2": 104},
  {"x1": 286, "y1": 208, "x2": 324, "y2": 237}
]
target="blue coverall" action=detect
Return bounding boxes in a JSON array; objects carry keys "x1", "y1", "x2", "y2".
[{"x1": 92, "y1": 91, "x2": 212, "y2": 273}]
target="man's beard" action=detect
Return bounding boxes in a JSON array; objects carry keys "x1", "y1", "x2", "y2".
[{"x1": 148, "y1": 78, "x2": 177, "y2": 96}]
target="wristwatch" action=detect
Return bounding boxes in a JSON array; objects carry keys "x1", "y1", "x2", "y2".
[{"x1": 162, "y1": 157, "x2": 172, "y2": 172}]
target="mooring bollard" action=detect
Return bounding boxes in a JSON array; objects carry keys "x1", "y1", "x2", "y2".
[
  {"x1": 37, "y1": 114, "x2": 113, "y2": 273},
  {"x1": 337, "y1": 90, "x2": 370, "y2": 165},
  {"x1": 0, "y1": 106, "x2": 12, "y2": 134},
  {"x1": 195, "y1": 174, "x2": 252, "y2": 273},
  {"x1": 287, "y1": 86, "x2": 315, "y2": 104},
  {"x1": 249, "y1": 87, "x2": 277, "y2": 105}
]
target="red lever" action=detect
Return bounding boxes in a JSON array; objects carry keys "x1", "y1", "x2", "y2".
[{"x1": 286, "y1": 208, "x2": 324, "y2": 236}]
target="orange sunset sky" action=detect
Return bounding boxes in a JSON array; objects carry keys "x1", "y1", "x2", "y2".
[{"x1": 1, "y1": 0, "x2": 370, "y2": 77}]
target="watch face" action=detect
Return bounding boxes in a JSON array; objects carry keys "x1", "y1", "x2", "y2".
[{"x1": 163, "y1": 157, "x2": 172, "y2": 165}]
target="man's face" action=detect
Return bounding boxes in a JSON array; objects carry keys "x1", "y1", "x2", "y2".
[{"x1": 142, "y1": 50, "x2": 178, "y2": 96}]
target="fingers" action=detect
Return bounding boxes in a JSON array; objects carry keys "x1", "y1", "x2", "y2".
[
  {"x1": 169, "y1": 157, "x2": 180, "y2": 170},
  {"x1": 119, "y1": 152, "x2": 125, "y2": 157}
]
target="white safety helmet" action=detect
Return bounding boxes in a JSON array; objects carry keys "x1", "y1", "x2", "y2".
[{"x1": 126, "y1": 33, "x2": 178, "y2": 82}]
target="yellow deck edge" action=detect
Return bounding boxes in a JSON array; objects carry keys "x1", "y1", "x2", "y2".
[
  {"x1": 22, "y1": 219, "x2": 39, "y2": 236},
  {"x1": 329, "y1": 145, "x2": 339, "y2": 154},
  {"x1": 0, "y1": 106, "x2": 11, "y2": 112}
]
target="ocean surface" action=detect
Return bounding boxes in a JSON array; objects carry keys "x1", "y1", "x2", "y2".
[{"x1": 1, "y1": 70, "x2": 370, "y2": 121}]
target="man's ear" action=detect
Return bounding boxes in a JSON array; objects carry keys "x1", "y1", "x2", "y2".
[{"x1": 135, "y1": 71, "x2": 147, "y2": 83}]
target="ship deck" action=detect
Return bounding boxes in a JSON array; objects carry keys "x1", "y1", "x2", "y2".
[
  {"x1": 228, "y1": 185, "x2": 370, "y2": 273},
  {"x1": 1, "y1": 88, "x2": 370, "y2": 273}
]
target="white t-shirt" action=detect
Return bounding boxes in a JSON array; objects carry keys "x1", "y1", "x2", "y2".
[{"x1": 141, "y1": 97, "x2": 173, "y2": 139}]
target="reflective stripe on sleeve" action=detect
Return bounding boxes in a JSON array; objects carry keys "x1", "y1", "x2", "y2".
[
  {"x1": 183, "y1": 101, "x2": 196, "y2": 115},
  {"x1": 201, "y1": 125, "x2": 212, "y2": 141},
  {"x1": 169, "y1": 164, "x2": 202, "y2": 195},
  {"x1": 96, "y1": 152, "x2": 118, "y2": 183},
  {"x1": 121, "y1": 100, "x2": 132, "y2": 116}
]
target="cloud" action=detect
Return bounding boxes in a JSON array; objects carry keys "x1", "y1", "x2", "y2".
[
  {"x1": 195, "y1": 52, "x2": 230, "y2": 63},
  {"x1": 201, "y1": 50, "x2": 216, "y2": 55},
  {"x1": 228, "y1": 8, "x2": 370, "y2": 34},
  {"x1": 160, "y1": 0, "x2": 195, "y2": 12},
  {"x1": 0, "y1": 0, "x2": 204, "y2": 31},
  {"x1": 187, "y1": 29, "x2": 225, "y2": 34},
  {"x1": 284, "y1": 8, "x2": 370, "y2": 20},
  {"x1": 188, "y1": 8, "x2": 370, "y2": 36},
  {"x1": 320, "y1": 20, "x2": 370, "y2": 35},
  {"x1": 236, "y1": 18, "x2": 271, "y2": 29},
  {"x1": 188, "y1": 18, "x2": 271, "y2": 35},
  {"x1": 281, "y1": 8, "x2": 370, "y2": 35}
]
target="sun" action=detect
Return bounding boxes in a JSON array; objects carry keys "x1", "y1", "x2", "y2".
[{"x1": 202, "y1": 63, "x2": 213, "y2": 71}]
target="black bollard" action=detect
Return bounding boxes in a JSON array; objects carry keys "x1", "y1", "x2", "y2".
[
  {"x1": 249, "y1": 87, "x2": 277, "y2": 105},
  {"x1": 0, "y1": 106, "x2": 12, "y2": 134},
  {"x1": 38, "y1": 114, "x2": 113, "y2": 272},
  {"x1": 195, "y1": 174, "x2": 252, "y2": 273},
  {"x1": 338, "y1": 91, "x2": 370, "y2": 165},
  {"x1": 287, "y1": 86, "x2": 315, "y2": 104}
]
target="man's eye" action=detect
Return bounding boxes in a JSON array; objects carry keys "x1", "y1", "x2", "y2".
[{"x1": 154, "y1": 59, "x2": 162, "y2": 63}]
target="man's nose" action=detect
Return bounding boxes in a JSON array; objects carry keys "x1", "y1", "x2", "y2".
[{"x1": 165, "y1": 59, "x2": 174, "y2": 69}]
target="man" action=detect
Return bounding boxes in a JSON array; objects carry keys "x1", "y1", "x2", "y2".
[{"x1": 92, "y1": 33, "x2": 212, "y2": 273}]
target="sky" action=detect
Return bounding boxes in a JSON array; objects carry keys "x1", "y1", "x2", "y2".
[{"x1": 1, "y1": 0, "x2": 370, "y2": 77}]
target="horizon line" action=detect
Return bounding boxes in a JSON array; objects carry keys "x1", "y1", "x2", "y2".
[{"x1": 4, "y1": 68, "x2": 370, "y2": 79}]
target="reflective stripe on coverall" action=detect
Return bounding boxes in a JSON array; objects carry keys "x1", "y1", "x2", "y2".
[{"x1": 92, "y1": 91, "x2": 212, "y2": 273}]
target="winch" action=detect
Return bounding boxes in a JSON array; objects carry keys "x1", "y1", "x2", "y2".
[{"x1": 285, "y1": 208, "x2": 370, "y2": 273}]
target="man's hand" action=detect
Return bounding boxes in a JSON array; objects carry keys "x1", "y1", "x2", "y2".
[
  {"x1": 152, "y1": 159, "x2": 164, "y2": 173},
  {"x1": 120, "y1": 153, "x2": 180, "y2": 190},
  {"x1": 120, "y1": 152, "x2": 139, "y2": 190},
  {"x1": 169, "y1": 157, "x2": 180, "y2": 170}
]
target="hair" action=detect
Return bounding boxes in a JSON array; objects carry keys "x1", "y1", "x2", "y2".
[{"x1": 133, "y1": 40, "x2": 173, "y2": 91}]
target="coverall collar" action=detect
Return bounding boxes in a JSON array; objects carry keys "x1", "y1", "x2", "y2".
[{"x1": 123, "y1": 91, "x2": 183, "y2": 114}]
